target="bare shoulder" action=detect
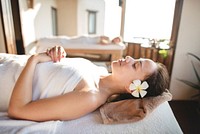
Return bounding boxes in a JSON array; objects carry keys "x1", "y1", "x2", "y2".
[
  {"x1": 73, "y1": 79, "x2": 108, "y2": 107},
  {"x1": 74, "y1": 87, "x2": 107, "y2": 106}
]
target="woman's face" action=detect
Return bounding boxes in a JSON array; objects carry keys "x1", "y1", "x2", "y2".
[{"x1": 111, "y1": 56, "x2": 157, "y2": 82}]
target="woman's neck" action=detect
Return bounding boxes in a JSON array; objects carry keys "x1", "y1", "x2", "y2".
[{"x1": 98, "y1": 74, "x2": 126, "y2": 97}]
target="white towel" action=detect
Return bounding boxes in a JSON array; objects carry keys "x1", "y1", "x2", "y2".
[
  {"x1": 0, "y1": 54, "x2": 29, "y2": 111},
  {"x1": 0, "y1": 53, "x2": 108, "y2": 111}
]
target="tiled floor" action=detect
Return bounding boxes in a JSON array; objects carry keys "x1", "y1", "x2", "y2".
[{"x1": 169, "y1": 100, "x2": 200, "y2": 134}]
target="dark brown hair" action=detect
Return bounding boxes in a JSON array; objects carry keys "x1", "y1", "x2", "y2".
[
  {"x1": 109, "y1": 62, "x2": 169, "y2": 102},
  {"x1": 145, "y1": 62, "x2": 169, "y2": 97}
]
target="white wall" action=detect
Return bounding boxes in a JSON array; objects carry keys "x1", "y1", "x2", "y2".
[
  {"x1": 57, "y1": 0, "x2": 77, "y2": 36},
  {"x1": 56, "y1": 0, "x2": 106, "y2": 36},
  {"x1": 34, "y1": 0, "x2": 57, "y2": 38},
  {"x1": 170, "y1": 0, "x2": 200, "y2": 100},
  {"x1": 77, "y1": 0, "x2": 121, "y2": 37},
  {"x1": 104, "y1": 0, "x2": 122, "y2": 38},
  {"x1": 19, "y1": 0, "x2": 56, "y2": 49},
  {"x1": 18, "y1": 0, "x2": 121, "y2": 51},
  {"x1": 77, "y1": 0, "x2": 105, "y2": 36}
]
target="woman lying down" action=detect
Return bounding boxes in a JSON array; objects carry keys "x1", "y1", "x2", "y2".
[{"x1": 0, "y1": 46, "x2": 169, "y2": 121}]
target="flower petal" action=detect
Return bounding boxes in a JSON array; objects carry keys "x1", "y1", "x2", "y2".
[
  {"x1": 129, "y1": 83, "x2": 136, "y2": 90},
  {"x1": 131, "y1": 90, "x2": 140, "y2": 98},
  {"x1": 140, "y1": 81, "x2": 149, "y2": 90},
  {"x1": 133, "y1": 80, "x2": 141, "y2": 86},
  {"x1": 140, "y1": 90, "x2": 147, "y2": 98}
]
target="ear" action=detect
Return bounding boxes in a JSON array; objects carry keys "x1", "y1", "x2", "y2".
[{"x1": 125, "y1": 85, "x2": 132, "y2": 93}]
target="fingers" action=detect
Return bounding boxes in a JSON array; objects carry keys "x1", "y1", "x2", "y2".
[
  {"x1": 46, "y1": 46, "x2": 66, "y2": 62},
  {"x1": 60, "y1": 46, "x2": 67, "y2": 58}
]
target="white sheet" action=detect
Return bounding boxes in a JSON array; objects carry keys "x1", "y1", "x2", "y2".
[
  {"x1": 0, "y1": 102, "x2": 183, "y2": 134},
  {"x1": 35, "y1": 37, "x2": 126, "y2": 54}
]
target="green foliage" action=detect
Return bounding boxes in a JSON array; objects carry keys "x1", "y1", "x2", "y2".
[
  {"x1": 177, "y1": 53, "x2": 200, "y2": 98},
  {"x1": 159, "y1": 49, "x2": 168, "y2": 58}
]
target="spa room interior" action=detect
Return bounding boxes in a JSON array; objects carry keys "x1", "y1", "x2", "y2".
[{"x1": 0, "y1": 0, "x2": 199, "y2": 133}]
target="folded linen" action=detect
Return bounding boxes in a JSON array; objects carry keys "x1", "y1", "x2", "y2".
[{"x1": 100, "y1": 90, "x2": 172, "y2": 124}]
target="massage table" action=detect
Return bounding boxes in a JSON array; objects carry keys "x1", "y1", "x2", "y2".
[
  {"x1": 30, "y1": 36, "x2": 126, "y2": 62},
  {"x1": 0, "y1": 102, "x2": 183, "y2": 134},
  {"x1": 0, "y1": 53, "x2": 183, "y2": 134},
  {"x1": 63, "y1": 45, "x2": 124, "y2": 62}
]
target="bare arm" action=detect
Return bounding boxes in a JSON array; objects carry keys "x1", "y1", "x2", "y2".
[
  {"x1": 8, "y1": 46, "x2": 105, "y2": 121},
  {"x1": 9, "y1": 84, "x2": 104, "y2": 121},
  {"x1": 8, "y1": 53, "x2": 50, "y2": 120}
]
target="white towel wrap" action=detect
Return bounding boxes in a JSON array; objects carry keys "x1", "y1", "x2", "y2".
[{"x1": 0, "y1": 53, "x2": 108, "y2": 111}]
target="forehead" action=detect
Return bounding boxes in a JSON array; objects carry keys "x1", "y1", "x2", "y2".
[{"x1": 140, "y1": 59, "x2": 157, "y2": 76}]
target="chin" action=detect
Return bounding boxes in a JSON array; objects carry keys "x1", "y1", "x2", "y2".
[
  {"x1": 111, "y1": 61, "x2": 120, "y2": 72},
  {"x1": 111, "y1": 61, "x2": 118, "y2": 67}
]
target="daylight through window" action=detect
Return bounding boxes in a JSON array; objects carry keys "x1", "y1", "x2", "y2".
[{"x1": 124, "y1": 0, "x2": 176, "y2": 43}]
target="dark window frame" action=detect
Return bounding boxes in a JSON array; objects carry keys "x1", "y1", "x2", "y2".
[
  {"x1": 51, "y1": 7, "x2": 58, "y2": 36},
  {"x1": 87, "y1": 10, "x2": 97, "y2": 34}
]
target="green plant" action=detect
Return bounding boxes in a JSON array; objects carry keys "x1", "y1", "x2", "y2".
[
  {"x1": 159, "y1": 49, "x2": 168, "y2": 58},
  {"x1": 177, "y1": 53, "x2": 200, "y2": 98}
]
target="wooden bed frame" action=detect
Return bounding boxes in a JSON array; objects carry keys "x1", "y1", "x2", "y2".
[
  {"x1": 32, "y1": 37, "x2": 126, "y2": 62},
  {"x1": 65, "y1": 48, "x2": 124, "y2": 61}
]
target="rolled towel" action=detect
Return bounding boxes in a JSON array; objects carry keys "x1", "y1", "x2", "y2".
[{"x1": 100, "y1": 89, "x2": 172, "y2": 124}]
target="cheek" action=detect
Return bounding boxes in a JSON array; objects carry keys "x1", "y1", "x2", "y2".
[
  {"x1": 127, "y1": 69, "x2": 144, "y2": 81},
  {"x1": 121, "y1": 66, "x2": 135, "y2": 79}
]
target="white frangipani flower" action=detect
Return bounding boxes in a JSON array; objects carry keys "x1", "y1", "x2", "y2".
[{"x1": 129, "y1": 80, "x2": 149, "y2": 98}]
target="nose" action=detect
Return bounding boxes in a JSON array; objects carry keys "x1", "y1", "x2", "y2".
[{"x1": 125, "y1": 56, "x2": 134, "y2": 63}]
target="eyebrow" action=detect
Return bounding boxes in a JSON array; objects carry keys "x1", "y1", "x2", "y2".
[{"x1": 140, "y1": 60, "x2": 143, "y2": 70}]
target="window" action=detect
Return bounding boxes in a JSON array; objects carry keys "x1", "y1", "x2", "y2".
[
  {"x1": 87, "y1": 10, "x2": 97, "y2": 34},
  {"x1": 51, "y1": 7, "x2": 57, "y2": 35},
  {"x1": 124, "y1": 0, "x2": 176, "y2": 42}
]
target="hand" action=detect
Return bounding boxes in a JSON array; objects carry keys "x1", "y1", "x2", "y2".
[
  {"x1": 28, "y1": 53, "x2": 51, "y2": 64},
  {"x1": 99, "y1": 36, "x2": 110, "y2": 45},
  {"x1": 46, "y1": 46, "x2": 67, "y2": 62}
]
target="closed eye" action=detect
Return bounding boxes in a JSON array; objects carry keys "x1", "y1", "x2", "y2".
[
  {"x1": 132, "y1": 62, "x2": 138, "y2": 69},
  {"x1": 140, "y1": 61, "x2": 142, "y2": 68},
  {"x1": 132, "y1": 63, "x2": 136, "y2": 69},
  {"x1": 132, "y1": 61, "x2": 142, "y2": 70}
]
